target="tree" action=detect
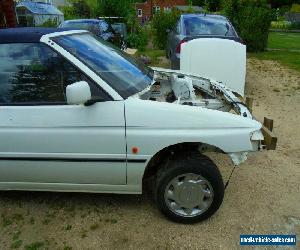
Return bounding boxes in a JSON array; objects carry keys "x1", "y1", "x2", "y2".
[
  {"x1": 205, "y1": 0, "x2": 222, "y2": 11},
  {"x1": 267, "y1": 0, "x2": 300, "y2": 8},
  {"x1": 222, "y1": 0, "x2": 272, "y2": 52},
  {"x1": 72, "y1": 0, "x2": 92, "y2": 18},
  {"x1": 151, "y1": 10, "x2": 181, "y2": 49},
  {"x1": 65, "y1": 0, "x2": 136, "y2": 22},
  {"x1": 97, "y1": 0, "x2": 131, "y2": 19},
  {"x1": 190, "y1": 0, "x2": 222, "y2": 11}
]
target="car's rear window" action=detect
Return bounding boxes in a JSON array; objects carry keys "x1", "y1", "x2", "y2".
[{"x1": 183, "y1": 16, "x2": 236, "y2": 37}]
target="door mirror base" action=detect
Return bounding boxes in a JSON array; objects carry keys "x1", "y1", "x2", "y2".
[{"x1": 84, "y1": 98, "x2": 105, "y2": 106}]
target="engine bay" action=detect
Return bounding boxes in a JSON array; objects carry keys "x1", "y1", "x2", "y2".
[{"x1": 139, "y1": 70, "x2": 231, "y2": 112}]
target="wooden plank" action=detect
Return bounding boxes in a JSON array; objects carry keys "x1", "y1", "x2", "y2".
[
  {"x1": 262, "y1": 126, "x2": 277, "y2": 150},
  {"x1": 263, "y1": 117, "x2": 274, "y2": 132},
  {"x1": 245, "y1": 97, "x2": 253, "y2": 113}
]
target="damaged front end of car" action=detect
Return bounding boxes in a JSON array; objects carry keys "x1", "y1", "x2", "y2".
[{"x1": 137, "y1": 67, "x2": 277, "y2": 165}]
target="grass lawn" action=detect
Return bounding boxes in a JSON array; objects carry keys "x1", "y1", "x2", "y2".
[
  {"x1": 133, "y1": 32, "x2": 300, "y2": 72},
  {"x1": 136, "y1": 49, "x2": 169, "y2": 68},
  {"x1": 268, "y1": 32, "x2": 300, "y2": 50},
  {"x1": 248, "y1": 50, "x2": 300, "y2": 72},
  {"x1": 250, "y1": 31, "x2": 300, "y2": 72}
]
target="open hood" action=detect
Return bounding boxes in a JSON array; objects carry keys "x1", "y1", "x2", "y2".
[{"x1": 180, "y1": 38, "x2": 246, "y2": 96}]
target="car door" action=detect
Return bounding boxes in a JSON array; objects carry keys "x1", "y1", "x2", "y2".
[{"x1": 0, "y1": 42, "x2": 126, "y2": 186}]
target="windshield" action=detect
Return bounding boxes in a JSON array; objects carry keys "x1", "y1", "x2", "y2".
[
  {"x1": 183, "y1": 16, "x2": 236, "y2": 37},
  {"x1": 52, "y1": 33, "x2": 153, "y2": 98}
]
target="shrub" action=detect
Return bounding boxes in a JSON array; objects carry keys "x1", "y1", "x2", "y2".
[
  {"x1": 271, "y1": 21, "x2": 300, "y2": 30},
  {"x1": 238, "y1": 4, "x2": 273, "y2": 51},
  {"x1": 65, "y1": 0, "x2": 136, "y2": 26},
  {"x1": 67, "y1": 0, "x2": 91, "y2": 18},
  {"x1": 290, "y1": 22, "x2": 300, "y2": 30},
  {"x1": 223, "y1": 0, "x2": 272, "y2": 52},
  {"x1": 271, "y1": 20, "x2": 291, "y2": 29},
  {"x1": 277, "y1": 5, "x2": 291, "y2": 18},
  {"x1": 59, "y1": 5, "x2": 79, "y2": 20},
  {"x1": 291, "y1": 4, "x2": 300, "y2": 13},
  {"x1": 151, "y1": 10, "x2": 180, "y2": 50},
  {"x1": 126, "y1": 26, "x2": 148, "y2": 51}
]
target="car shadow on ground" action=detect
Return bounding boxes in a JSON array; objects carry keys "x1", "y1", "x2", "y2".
[
  {"x1": 0, "y1": 189, "x2": 154, "y2": 208},
  {"x1": 0, "y1": 181, "x2": 157, "y2": 217}
]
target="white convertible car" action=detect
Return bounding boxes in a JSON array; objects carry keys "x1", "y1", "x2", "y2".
[{"x1": 0, "y1": 28, "x2": 276, "y2": 223}]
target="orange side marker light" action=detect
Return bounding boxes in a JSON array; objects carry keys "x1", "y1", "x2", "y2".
[{"x1": 132, "y1": 147, "x2": 139, "y2": 154}]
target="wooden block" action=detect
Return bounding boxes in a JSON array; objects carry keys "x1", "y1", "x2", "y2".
[
  {"x1": 262, "y1": 126, "x2": 277, "y2": 150},
  {"x1": 263, "y1": 117, "x2": 274, "y2": 132},
  {"x1": 246, "y1": 97, "x2": 253, "y2": 113}
]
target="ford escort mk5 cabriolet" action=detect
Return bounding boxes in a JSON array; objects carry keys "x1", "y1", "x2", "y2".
[{"x1": 0, "y1": 28, "x2": 276, "y2": 223}]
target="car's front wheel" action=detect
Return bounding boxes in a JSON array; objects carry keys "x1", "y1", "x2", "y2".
[{"x1": 155, "y1": 152, "x2": 224, "y2": 223}]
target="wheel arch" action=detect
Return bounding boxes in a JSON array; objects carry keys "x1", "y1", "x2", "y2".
[{"x1": 142, "y1": 142, "x2": 225, "y2": 181}]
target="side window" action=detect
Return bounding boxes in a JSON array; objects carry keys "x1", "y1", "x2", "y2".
[{"x1": 0, "y1": 43, "x2": 110, "y2": 105}]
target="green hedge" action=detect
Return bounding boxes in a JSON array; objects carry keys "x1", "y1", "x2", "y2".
[
  {"x1": 151, "y1": 10, "x2": 180, "y2": 50},
  {"x1": 291, "y1": 4, "x2": 300, "y2": 13},
  {"x1": 126, "y1": 26, "x2": 148, "y2": 51},
  {"x1": 151, "y1": 1, "x2": 272, "y2": 52},
  {"x1": 271, "y1": 21, "x2": 300, "y2": 30},
  {"x1": 223, "y1": 0, "x2": 272, "y2": 52}
]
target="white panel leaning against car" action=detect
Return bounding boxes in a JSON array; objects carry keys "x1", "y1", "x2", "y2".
[
  {"x1": 180, "y1": 38, "x2": 247, "y2": 96},
  {"x1": 0, "y1": 28, "x2": 276, "y2": 224}
]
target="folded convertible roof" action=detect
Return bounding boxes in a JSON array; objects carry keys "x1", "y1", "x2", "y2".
[{"x1": 0, "y1": 27, "x2": 75, "y2": 44}]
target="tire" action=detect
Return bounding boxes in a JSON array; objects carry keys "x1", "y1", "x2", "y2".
[{"x1": 155, "y1": 152, "x2": 224, "y2": 224}]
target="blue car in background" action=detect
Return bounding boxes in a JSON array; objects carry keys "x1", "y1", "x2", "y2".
[
  {"x1": 166, "y1": 14, "x2": 243, "y2": 69},
  {"x1": 59, "y1": 19, "x2": 125, "y2": 49}
]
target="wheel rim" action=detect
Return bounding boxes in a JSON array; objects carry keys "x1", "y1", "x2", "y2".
[{"x1": 164, "y1": 173, "x2": 214, "y2": 217}]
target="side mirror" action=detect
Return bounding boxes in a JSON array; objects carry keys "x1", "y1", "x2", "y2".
[{"x1": 66, "y1": 81, "x2": 91, "y2": 105}]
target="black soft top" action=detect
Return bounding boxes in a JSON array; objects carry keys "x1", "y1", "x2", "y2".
[{"x1": 0, "y1": 27, "x2": 79, "y2": 44}]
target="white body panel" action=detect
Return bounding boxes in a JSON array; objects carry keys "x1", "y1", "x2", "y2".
[
  {"x1": 125, "y1": 98, "x2": 261, "y2": 156},
  {"x1": 180, "y1": 38, "x2": 246, "y2": 96},
  {"x1": 0, "y1": 102, "x2": 127, "y2": 185}
]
